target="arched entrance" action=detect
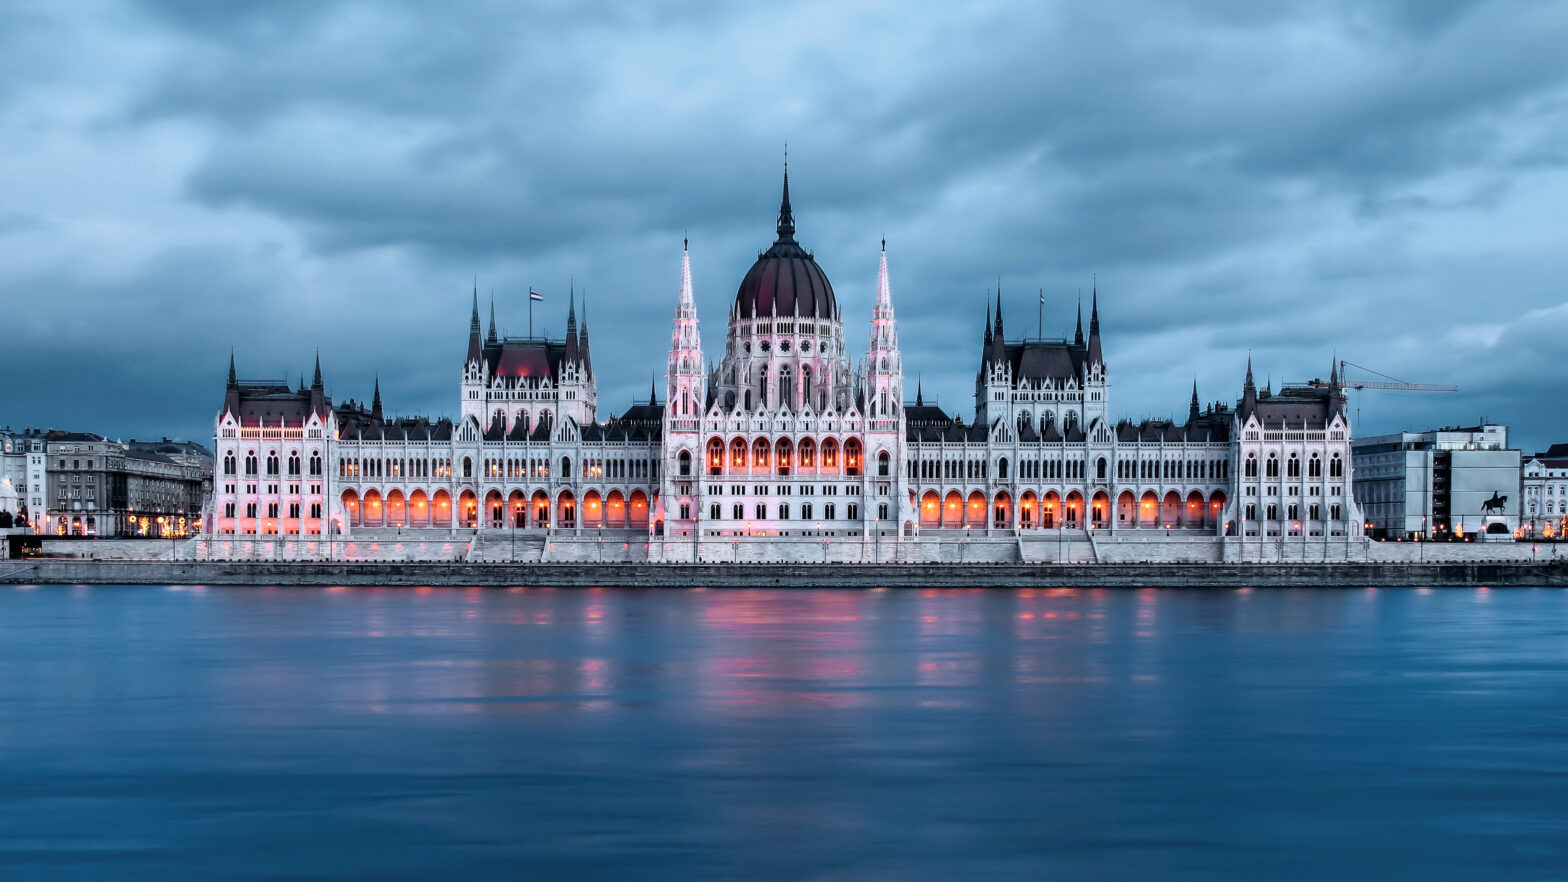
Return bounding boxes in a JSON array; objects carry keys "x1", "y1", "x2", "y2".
[
  {"x1": 992, "y1": 491, "x2": 1012, "y2": 529},
  {"x1": 1117, "y1": 490, "x2": 1135, "y2": 527},
  {"x1": 431, "y1": 489, "x2": 452, "y2": 528},
  {"x1": 341, "y1": 489, "x2": 361, "y2": 527},
  {"x1": 508, "y1": 489, "x2": 527, "y2": 528},
  {"x1": 409, "y1": 489, "x2": 430, "y2": 527},
  {"x1": 385, "y1": 489, "x2": 406, "y2": 527},
  {"x1": 363, "y1": 489, "x2": 384, "y2": 527},
  {"x1": 965, "y1": 491, "x2": 986, "y2": 528},
  {"x1": 531, "y1": 490, "x2": 551, "y2": 528}
]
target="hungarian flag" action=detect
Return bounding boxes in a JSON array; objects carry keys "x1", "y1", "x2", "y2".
[
  {"x1": 1039, "y1": 290, "x2": 1045, "y2": 304},
  {"x1": 529, "y1": 289, "x2": 544, "y2": 302}
]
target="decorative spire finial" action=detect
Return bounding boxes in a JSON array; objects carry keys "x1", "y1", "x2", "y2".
[{"x1": 777, "y1": 147, "x2": 795, "y2": 242}]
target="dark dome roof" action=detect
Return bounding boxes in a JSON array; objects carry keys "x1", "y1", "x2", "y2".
[{"x1": 734, "y1": 169, "x2": 837, "y2": 321}]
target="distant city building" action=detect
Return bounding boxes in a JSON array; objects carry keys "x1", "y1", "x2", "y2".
[
  {"x1": 45, "y1": 433, "x2": 213, "y2": 537},
  {"x1": 0, "y1": 427, "x2": 49, "y2": 529},
  {"x1": 209, "y1": 169, "x2": 1367, "y2": 557},
  {"x1": 1351, "y1": 425, "x2": 1519, "y2": 540},
  {"x1": 1520, "y1": 443, "x2": 1568, "y2": 537}
]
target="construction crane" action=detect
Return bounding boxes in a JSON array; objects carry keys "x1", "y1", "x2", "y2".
[{"x1": 1308, "y1": 359, "x2": 1458, "y2": 393}]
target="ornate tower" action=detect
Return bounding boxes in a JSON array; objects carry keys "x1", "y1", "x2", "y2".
[
  {"x1": 661, "y1": 240, "x2": 706, "y2": 544},
  {"x1": 865, "y1": 240, "x2": 902, "y2": 419},
  {"x1": 665, "y1": 239, "x2": 706, "y2": 421}
]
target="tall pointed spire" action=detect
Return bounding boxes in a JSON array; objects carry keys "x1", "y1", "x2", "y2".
[
  {"x1": 649, "y1": 375, "x2": 658, "y2": 406},
  {"x1": 227, "y1": 349, "x2": 237, "y2": 386},
  {"x1": 1074, "y1": 296, "x2": 1084, "y2": 347},
  {"x1": 578, "y1": 289, "x2": 592, "y2": 377},
  {"x1": 487, "y1": 295, "x2": 498, "y2": 344},
  {"x1": 1242, "y1": 355, "x2": 1258, "y2": 417},
  {"x1": 312, "y1": 351, "x2": 322, "y2": 389},
  {"x1": 777, "y1": 148, "x2": 795, "y2": 242},
  {"x1": 564, "y1": 282, "x2": 580, "y2": 365},
  {"x1": 371, "y1": 375, "x2": 383, "y2": 421},
  {"x1": 1189, "y1": 378, "x2": 1201, "y2": 423},
  {"x1": 916, "y1": 376, "x2": 924, "y2": 407},
  {"x1": 994, "y1": 285, "x2": 1005, "y2": 337},
  {"x1": 1086, "y1": 282, "x2": 1103, "y2": 367},
  {"x1": 666, "y1": 238, "x2": 704, "y2": 419},
  {"x1": 466, "y1": 282, "x2": 484, "y2": 367},
  {"x1": 983, "y1": 298, "x2": 994, "y2": 364}
]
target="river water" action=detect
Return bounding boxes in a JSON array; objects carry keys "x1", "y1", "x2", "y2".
[{"x1": 0, "y1": 585, "x2": 1564, "y2": 880}]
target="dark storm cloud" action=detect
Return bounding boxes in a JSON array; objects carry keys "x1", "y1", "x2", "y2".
[{"x1": 5, "y1": 0, "x2": 1568, "y2": 451}]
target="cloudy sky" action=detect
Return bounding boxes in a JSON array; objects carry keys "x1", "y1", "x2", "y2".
[{"x1": 4, "y1": 0, "x2": 1567, "y2": 451}]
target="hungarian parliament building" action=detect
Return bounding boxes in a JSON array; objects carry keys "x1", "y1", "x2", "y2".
[{"x1": 208, "y1": 172, "x2": 1365, "y2": 562}]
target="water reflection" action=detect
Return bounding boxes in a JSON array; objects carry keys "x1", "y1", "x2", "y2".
[{"x1": 1, "y1": 586, "x2": 1566, "y2": 879}]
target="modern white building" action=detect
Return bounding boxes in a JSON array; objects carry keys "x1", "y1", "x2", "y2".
[{"x1": 1351, "y1": 425, "x2": 1519, "y2": 540}]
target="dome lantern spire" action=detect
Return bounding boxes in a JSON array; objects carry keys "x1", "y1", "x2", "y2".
[{"x1": 776, "y1": 149, "x2": 796, "y2": 243}]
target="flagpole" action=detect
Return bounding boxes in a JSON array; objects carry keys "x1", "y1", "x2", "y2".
[
  {"x1": 1037, "y1": 289, "x2": 1043, "y2": 341},
  {"x1": 529, "y1": 288, "x2": 534, "y2": 339}
]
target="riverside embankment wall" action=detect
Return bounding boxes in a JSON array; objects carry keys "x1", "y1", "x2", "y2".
[{"x1": 2, "y1": 559, "x2": 1564, "y2": 588}]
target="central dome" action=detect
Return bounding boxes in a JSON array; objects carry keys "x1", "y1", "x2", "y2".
[{"x1": 734, "y1": 169, "x2": 837, "y2": 320}]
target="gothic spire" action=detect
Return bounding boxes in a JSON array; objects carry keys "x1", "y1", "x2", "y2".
[
  {"x1": 916, "y1": 376, "x2": 923, "y2": 407},
  {"x1": 993, "y1": 284, "x2": 1004, "y2": 337},
  {"x1": 227, "y1": 349, "x2": 237, "y2": 387},
  {"x1": 312, "y1": 350, "x2": 322, "y2": 389},
  {"x1": 1074, "y1": 296, "x2": 1084, "y2": 347},
  {"x1": 777, "y1": 150, "x2": 795, "y2": 242},
  {"x1": 983, "y1": 298, "x2": 994, "y2": 360},
  {"x1": 1242, "y1": 355, "x2": 1258, "y2": 417},
  {"x1": 487, "y1": 295, "x2": 498, "y2": 345},
  {"x1": 1086, "y1": 282, "x2": 1104, "y2": 367},
  {"x1": 466, "y1": 283, "x2": 484, "y2": 366},
  {"x1": 579, "y1": 289, "x2": 592, "y2": 377},
  {"x1": 371, "y1": 375, "x2": 383, "y2": 421},
  {"x1": 649, "y1": 375, "x2": 658, "y2": 407},
  {"x1": 1189, "y1": 378, "x2": 1200, "y2": 423}
]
